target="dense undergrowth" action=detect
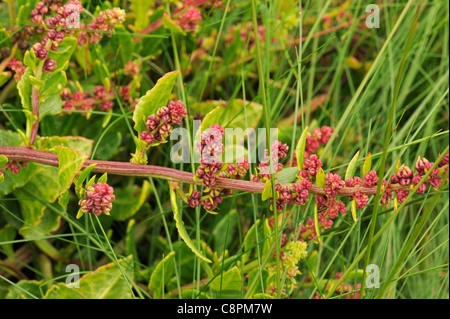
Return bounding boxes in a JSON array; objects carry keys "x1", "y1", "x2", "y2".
[{"x1": 0, "y1": 0, "x2": 448, "y2": 299}]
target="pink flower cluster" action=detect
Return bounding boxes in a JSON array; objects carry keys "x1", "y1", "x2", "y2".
[
  {"x1": 7, "y1": 58, "x2": 27, "y2": 81},
  {"x1": 190, "y1": 124, "x2": 250, "y2": 211},
  {"x1": 78, "y1": 182, "x2": 115, "y2": 216},
  {"x1": 77, "y1": 7, "x2": 126, "y2": 45},
  {"x1": 253, "y1": 140, "x2": 289, "y2": 181},
  {"x1": 140, "y1": 100, "x2": 187, "y2": 145},
  {"x1": 61, "y1": 84, "x2": 138, "y2": 113},
  {"x1": 178, "y1": 7, "x2": 203, "y2": 31},
  {"x1": 29, "y1": 1, "x2": 85, "y2": 73}
]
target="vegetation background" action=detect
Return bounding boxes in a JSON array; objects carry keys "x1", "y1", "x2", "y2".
[{"x1": 0, "y1": 0, "x2": 448, "y2": 299}]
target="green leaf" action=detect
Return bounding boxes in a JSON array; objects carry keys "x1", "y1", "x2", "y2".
[
  {"x1": 6, "y1": 280, "x2": 43, "y2": 299},
  {"x1": 110, "y1": 180, "x2": 152, "y2": 221},
  {"x1": 169, "y1": 183, "x2": 211, "y2": 263},
  {"x1": 0, "y1": 155, "x2": 8, "y2": 167},
  {"x1": 130, "y1": 0, "x2": 152, "y2": 31},
  {"x1": 315, "y1": 167, "x2": 326, "y2": 188},
  {"x1": 345, "y1": 150, "x2": 360, "y2": 180},
  {"x1": 114, "y1": 25, "x2": 136, "y2": 66},
  {"x1": 210, "y1": 266, "x2": 242, "y2": 299},
  {"x1": 37, "y1": 136, "x2": 93, "y2": 157},
  {"x1": 295, "y1": 126, "x2": 309, "y2": 171},
  {"x1": 46, "y1": 37, "x2": 77, "y2": 72},
  {"x1": 261, "y1": 179, "x2": 272, "y2": 201},
  {"x1": 74, "y1": 164, "x2": 97, "y2": 188},
  {"x1": 133, "y1": 71, "x2": 179, "y2": 134},
  {"x1": 362, "y1": 152, "x2": 372, "y2": 176},
  {"x1": 243, "y1": 219, "x2": 273, "y2": 264},
  {"x1": 351, "y1": 199, "x2": 358, "y2": 222},
  {"x1": 0, "y1": 71, "x2": 12, "y2": 87},
  {"x1": 211, "y1": 209, "x2": 238, "y2": 254},
  {"x1": 50, "y1": 146, "x2": 88, "y2": 194},
  {"x1": 148, "y1": 251, "x2": 176, "y2": 299},
  {"x1": 14, "y1": 165, "x2": 62, "y2": 259},
  {"x1": 97, "y1": 173, "x2": 108, "y2": 184},
  {"x1": 193, "y1": 99, "x2": 263, "y2": 131},
  {"x1": 23, "y1": 50, "x2": 37, "y2": 69},
  {"x1": 247, "y1": 269, "x2": 269, "y2": 297},
  {"x1": 274, "y1": 167, "x2": 298, "y2": 184},
  {"x1": 313, "y1": 202, "x2": 322, "y2": 245},
  {"x1": 44, "y1": 256, "x2": 134, "y2": 299},
  {"x1": 0, "y1": 225, "x2": 16, "y2": 257}
]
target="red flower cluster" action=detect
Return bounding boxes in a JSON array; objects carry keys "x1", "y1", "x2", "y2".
[
  {"x1": 78, "y1": 182, "x2": 115, "y2": 216},
  {"x1": 140, "y1": 100, "x2": 187, "y2": 145},
  {"x1": 189, "y1": 124, "x2": 250, "y2": 211},
  {"x1": 77, "y1": 7, "x2": 126, "y2": 45}
]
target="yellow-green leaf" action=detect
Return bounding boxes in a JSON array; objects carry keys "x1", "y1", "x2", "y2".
[
  {"x1": 148, "y1": 251, "x2": 176, "y2": 299},
  {"x1": 295, "y1": 126, "x2": 309, "y2": 171},
  {"x1": 313, "y1": 202, "x2": 322, "y2": 245},
  {"x1": 262, "y1": 179, "x2": 272, "y2": 201},
  {"x1": 169, "y1": 183, "x2": 211, "y2": 263},
  {"x1": 351, "y1": 199, "x2": 358, "y2": 222},
  {"x1": 363, "y1": 152, "x2": 372, "y2": 176},
  {"x1": 345, "y1": 150, "x2": 360, "y2": 180},
  {"x1": 316, "y1": 167, "x2": 326, "y2": 188}
]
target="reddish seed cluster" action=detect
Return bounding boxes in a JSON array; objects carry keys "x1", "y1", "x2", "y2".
[
  {"x1": 178, "y1": 6, "x2": 203, "y2": 31},
  {"x1": 313, "y1": 272, "x2": 361, "y2": 299},
  {"x1": 389, "y1": 154, "x2": 448, "y2": 203},
  {"x1": 7, "y1": 58, "x2": 27, "y2": 81},
  {"x1": 29, "y1": 1, "x2": 86, "y2": 73},
  {"x1": 78, "y1": 182, "x2": 115, "y2": 216},
  {"x1": 61, "y1": 84, "x2": 138, "y2": 113},
  {"x1": 305, "y1": 126, "x2": 334, "y2": 156},
  {"x1": 189, "y1": 124, "x2": 250, "y2": 211},
  {"x1": 77, "y1": 7, "x2": 126, "y2": 45},
  {"x1": 253, "y1": 140, "x2": 289, "y2": 181},
  {"x1": 1, "y1": 161, "x2": 28, "y2": 176},
  {"x1": 139, "y1": 100, "x2": 188, "y2": 145}
]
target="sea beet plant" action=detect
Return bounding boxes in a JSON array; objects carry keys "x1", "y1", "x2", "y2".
[{"x1": 0, "y1": 0, "x2": 448, "y2": 300}]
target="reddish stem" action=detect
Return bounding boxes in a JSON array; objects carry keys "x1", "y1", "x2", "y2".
[{"x1": 1, "y1": 146, "x2": 437, "y2": 197}]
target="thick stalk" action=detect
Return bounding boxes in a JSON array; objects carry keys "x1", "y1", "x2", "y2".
[{"x1": 1, "y1": 146, "x2": 446, "y2": 196}]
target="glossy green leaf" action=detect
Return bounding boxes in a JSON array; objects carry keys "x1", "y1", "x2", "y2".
[
  {"x1": 50, "y1": 146, "x2": 88, "y2": 194},
  {"x1": 148, "y1": 251, "x2": 176, "y2": 299},
  {"x1": 44, "y1": 256, "x2": 134, "y2": 299},
  {"x1": 133, "y1": 71, "x2": 179, "y2": 134}
]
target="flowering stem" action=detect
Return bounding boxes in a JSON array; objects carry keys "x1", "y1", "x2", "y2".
[{"x1": 29, "y1": 40, "x2": 51, "y2": 147}]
